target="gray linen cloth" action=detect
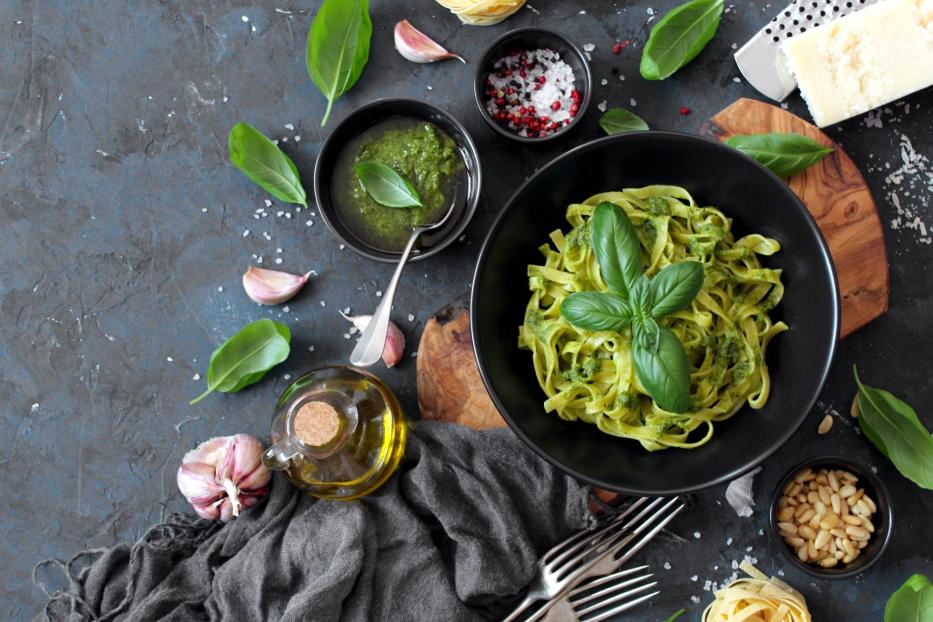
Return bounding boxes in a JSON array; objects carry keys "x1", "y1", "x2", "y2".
[{"x1": 36, "y1": 422, "x2": 594, "y2": 621}]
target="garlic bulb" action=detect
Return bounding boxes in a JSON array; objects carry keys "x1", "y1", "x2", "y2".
[
  {"x1": 242, "y1": 266, "x2": 311, "y2": 305},
  {"x1": 394, "y1": 20, "x2": 465, "y2": 64},
  {"x1": 176, "y1": 434, "x2": 271, "y2": 522},
  {"x1": 339, "y1": 312, "x2": 406, "y2": 367}
]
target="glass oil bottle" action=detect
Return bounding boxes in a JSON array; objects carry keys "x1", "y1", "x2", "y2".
[{"x1": 261, "y1": 366, "x2": 407, "y2": 500}]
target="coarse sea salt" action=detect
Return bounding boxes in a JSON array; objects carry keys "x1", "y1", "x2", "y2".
[{"x1": 485, "y1": 49, "x2": 579, "y2": 138}]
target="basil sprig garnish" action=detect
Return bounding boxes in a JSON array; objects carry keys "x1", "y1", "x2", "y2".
[
  {"x1": 354, "y1": 161, "x2": 422, "y2": 208},
  {"x1": 854, "y1": 368, "x2": 933, "y2": 490},
  {"x1": 228, "y1": 123, "x2": 307, "y2": 207},
  {"x1": 640, "y1": 0, "x2": 725, "y2": 81},
  {"x1": 560, "y1": 202, "x2": 704, "y2": 413},
  {"x1": 725, "y1": 133, "x2": 834, "y2": 178}
]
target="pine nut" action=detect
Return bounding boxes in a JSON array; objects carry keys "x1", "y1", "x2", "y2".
[
  {"x1": 778, "y1": 506, "x2": 796, "y2": 521},
  {"x1": 856, "y1": 539, "x2": 868, "y2": 549},
  {"x1": 816, "y1": 473, "x2": 829, "y2": 486},
  {"x1": 808, "y1": 541, "x2": 819, "y2": 559},
  {"x1": 787, "y1": 536, "x2": 805, "y2": 547},
  {"x1": 818, "y1": 486, "x2": 832, "y2": 505},
  {"x1": 842, "y1": 514, "x2": 861, "y2": 526},
  {"x1": 783, "y1": 480, "x2": 796, "y2": 495},
  {"x1": 814, "y1": 530, "x2": 831, "y2": 550},
  {"x1": 843, "y1": 551, "x2": 859, "y2": 564},
  {"x1": 840, "y1": 470, "x2": 858, "y2": 482},
  {"x1": 820, "y1": 556, "x2": 838, "y2": 568},
  {"x1": 840, "y1": 499, "x2": 850, "y2": 517},
  {"x1": 794, "y1": 502, "x2": 811, "y2": 518},
  {"x1": 818, "y1": 414, "x2": 834, "y2": 434},
  {"x1": 831, "y1": 493, "x2": 841, "y2": 515},
  {"x1": 798, "y1": 544, "x2": 809, "y2": 562},
  {"x1": 808, "y1": 513, "x2": 822, "y2": 529},
  {"x1": 778, "y1": 522, "x2": 798, "y2": 535},
  {"x1": 855, "y1": 500, "x2": 870, "y2": 516},
  {"x1": 830, "y1": 527, "x2": 847, "y2": 539},
  {"x1": 838, "y1": 484, "x2": 857, "y2": 498},
  {"x1": 842, "y1": 539, "x2": 856, "y2": 556},
  {"x1": 834, "y1": 550, "x2": 845, "y2": 560},
  {"x1": 850, "y1": 396, "x2": 859, "y2": 418},
  {"x1": 795, "y1": 468, "x2": 813, "y2": 483},
  {"x1": 828, "y1": 471, "x2": 840, "y2": 491},
  {"x1": 799, "y1": 525, "x2": 817, "y2": 540},
  {"x1": 814, "y1": 501, "x2": 827, "y2": 517},
  {"x1": 863, "y1": 495, "x2": 877, "y2": 513},
  {"x1": 789, "y1": 483, "x2": 802, "y2": 497},
  {"x1": 807, "y1": 491, "x2": 819, "y2": 505},
  {"x1": 846, "y1": 526, "x2": 870, "y2": 540},
  {"x1": 820, "y1": 514, "x2": 840, "y2": 530},
  {"x1": 799, "y1": 509, "x2": 816, "y2": 524},
  {"x1": 860, "y1": 516, "x2": 875, "y2": 533}
]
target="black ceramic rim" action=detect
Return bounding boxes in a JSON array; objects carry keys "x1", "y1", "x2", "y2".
[
  {"x1": 470, "y1": 130, "x2": 841, "y2": 495},
  {"x1": 312, "y1": 98, "x2": 483, "y2": 264},
  {"x1": 769, "y1": 455, "x2": 893, "y2": 579},
  {"x1": 472, "y1": 28, "x2": 593, "y2": 144}
]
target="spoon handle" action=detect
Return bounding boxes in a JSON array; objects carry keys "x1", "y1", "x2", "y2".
[{"x1": 349, "y1": 230, "x2": 421, "y2": 367}]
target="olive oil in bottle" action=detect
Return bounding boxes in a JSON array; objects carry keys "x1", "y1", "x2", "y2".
[{"x1": 262, "y1": 366, "x2": 407, "y2": 500}]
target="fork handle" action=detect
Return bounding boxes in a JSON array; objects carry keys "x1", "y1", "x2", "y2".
[{"x1": 501, "y1": 595, "x2": 537, "y2": 622}]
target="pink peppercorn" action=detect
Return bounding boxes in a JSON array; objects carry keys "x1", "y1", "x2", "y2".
[
  {"x1": 612, "y1": 42, "x2": 623, "y2": 54},
  {"x1": 679, "y1": 106, "x2": 690, "y2": 116},
  {"x1": 551, "y1": 101, "x2": 561, "y2": 111}
]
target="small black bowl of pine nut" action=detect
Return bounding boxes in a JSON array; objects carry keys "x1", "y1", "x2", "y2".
[{"x1": 770, "y1": 456, "x2": 893, "y2": 579}]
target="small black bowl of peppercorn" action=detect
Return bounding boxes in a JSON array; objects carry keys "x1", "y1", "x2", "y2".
[{"x1": 473, "y1": 28, "x2": 592, "y2": 143}]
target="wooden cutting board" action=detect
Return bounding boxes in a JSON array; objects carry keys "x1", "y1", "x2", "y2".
[{"x1": 702, "y1": 98, "x2": 889, "y2": 337}]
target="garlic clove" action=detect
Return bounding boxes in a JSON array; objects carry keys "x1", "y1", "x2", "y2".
[
  {"x1": 339, "y1": 312, "x2": 406, "y2": 367},
  {"x1": 394, "y1": 20, "x2": 465, "y2": 64},
  {"x1": 176, "y1": 434, "x2": 271, "y2": 522},
  {"x1": 382, "y1": 321, "x2": 406, "y2": 367},
  {"x1": 242, "y1": 266, "x2": 311, "y2": 306}
]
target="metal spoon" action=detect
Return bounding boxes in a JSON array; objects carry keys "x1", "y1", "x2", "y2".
[{"x1": 349, "y1": 199, "x2": 458, "y2": 367}]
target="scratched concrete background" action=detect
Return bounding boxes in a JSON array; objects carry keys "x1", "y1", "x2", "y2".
[{"x1": 1, "y1": 0, "x2": 931, "y2": 619}]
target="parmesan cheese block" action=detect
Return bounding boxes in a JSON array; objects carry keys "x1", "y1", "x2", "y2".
[{"x1": 781, "y1": 0, "x2": 933, "y2": 127}]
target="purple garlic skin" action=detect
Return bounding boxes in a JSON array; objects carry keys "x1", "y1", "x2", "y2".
[
  {"x1": 176, "y1": 434, "x2": 271, "y2": 522},
  {"x1": 394, "y1": 20, "x2": 465, "y2": 64},
  {"x1": 242, "y1": 266, "x2": 311, "y2": 305}
]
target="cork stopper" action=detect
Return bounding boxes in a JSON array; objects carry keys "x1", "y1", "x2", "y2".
[{"x1": 293, "y1": 401, "x2": 340, "y2": 446}]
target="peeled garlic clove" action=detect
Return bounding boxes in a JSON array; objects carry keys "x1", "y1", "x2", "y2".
[
  {"x1": 394, "y1": 20, "x2": 465, "y2": 64},
  {"x1": 176, "y1": 434, "x2": 271, "y2": 522},
  {"x1": 242, "y1": 266, "x2": 311, "y2": 305},
  {"x1": 339, "y1": 312, "x2": 406, "y2": 367}
]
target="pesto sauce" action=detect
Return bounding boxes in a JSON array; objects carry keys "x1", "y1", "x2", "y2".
[{"x1": 332, "y1": 118, "x2": 464, "y2": 252}]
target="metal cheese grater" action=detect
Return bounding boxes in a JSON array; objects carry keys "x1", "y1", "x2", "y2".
[{"x1": 734, "y1": 0, "x2": 880, "y2": 102}]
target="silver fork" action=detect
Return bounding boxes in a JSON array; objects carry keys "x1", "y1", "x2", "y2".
[
  {"x1": 503, "y1": 496, "x2": 684, "y2": 622},
  {"x1": 542, "y1": 566, "x2": 659, "y2": 622}
]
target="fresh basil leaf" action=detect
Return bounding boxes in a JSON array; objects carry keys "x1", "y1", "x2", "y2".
[
  {"x1": 633, "y1": 316, "x2": 661, "y2": 352},
  {"x1": 854, "y1": 367, "x2": 933, "y2": 490},
  {"x1": 662, "y1": 610, "x2": 687, "y2": 622},
  {"x1": 190, "y1": 319, "x2": 291, "y2": 404},
  {"x1": 650, "y1": 261, "x2": 705, "y2": 317},
  {"x1": 355, "y1": 161, "x2": 422, "y2": 208},
  {"x1": 560, "y1": 292, "x2": 634, "y2": 332},
  {"x1": 725, "y1": 133, "x2": 834, "y2": 178},
  {"x1": 228, "y1": 123, "x2": 307, "y2": 207},
  {"x1": 640, "y1": 0, "x2": 724, "y2": 80},
  {"x1": 591, "y1": 202, "x2": 644, "y2": 297},
  {"x1": 306, "y1": 0, "x2": 372, "y2": 127},
  {"x1": 599, "y1": 108, "x2": 649, "y2": 135},
  {"x1": 630, "y1": 275, "x2": 655, "y2": 315},
  {"x1": 634, "y1": 326, "x2": 692, "y2": 413},
  {"x1": 884, "y1": 574, "x2": 933, "y2": 622}
]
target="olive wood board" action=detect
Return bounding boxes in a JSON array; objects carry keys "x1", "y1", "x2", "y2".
[{"x1": 702, "y1": 98, "x2": 889, "y2": 338}]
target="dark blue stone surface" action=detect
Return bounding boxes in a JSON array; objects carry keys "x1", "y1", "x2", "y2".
[{"x1": 1, "y1": 1, "x2": 930, "y2": 619}]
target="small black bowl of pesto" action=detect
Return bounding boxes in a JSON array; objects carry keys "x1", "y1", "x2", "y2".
[{"x1": 314, "y1": 99, "x2": 482, "y2": 263}]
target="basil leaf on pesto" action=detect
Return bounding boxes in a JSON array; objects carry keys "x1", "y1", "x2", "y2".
[
  {"x1": 633, "y1": 327, "x2": 692, "y2": 413},
  {"x1": 354, "y1": 161, "x2": 423, "y2": 208},
  {"x1": 592, "y1": 202, "x2": 643, "y2": 298},
  {"x1": 560, "y1": 292, "x2": 633, "y2": 332},
  {"x1": 650, "y1": 261, "x2": 705, "y2": 317}
]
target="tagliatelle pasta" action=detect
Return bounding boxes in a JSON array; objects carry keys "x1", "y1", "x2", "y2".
[
  {"x1": 434, "y1": 0, "x2": 526, "y2": 25},
  {"x1": 519, "y1": 186, "x2": 787, "y2": 451},
  {"x1": 702, "y1": 561, "x2": 812, "y2": 622}
]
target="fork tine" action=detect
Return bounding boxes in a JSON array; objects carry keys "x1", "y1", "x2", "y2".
[
  {"x1": 569, "y1": 565, "x2": 649, "y2": 596},
  {"x1": 578, "y1": 589, "x2": 660, "y2": 622},
  {"x1": 548, "y1": 498, "x2": 664, "y2": 571},
  {"x1": 570, "y1": 573, "x2": 654, "y2": 609},
  {"x1": 608, "y1": 499, "x2": 685, "y2": 569},
  {"x1": 554, "y1": 497, "x2": 680, "y2": 582},
  {"x1": 543, "y1": 497, "x2": 651, "y2": 564}
]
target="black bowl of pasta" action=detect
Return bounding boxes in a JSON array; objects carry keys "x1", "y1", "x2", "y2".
[{"x1": 471, "y1": 131, "x2": 840, "y2": 495}]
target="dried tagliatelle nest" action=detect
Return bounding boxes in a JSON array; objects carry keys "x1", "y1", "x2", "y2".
[
  {"x1": 703, "y1": 561, "x2": 811, "y2": 622},
  {"x1": 434, "y1": 0, "x2": 526, "y2": 25}
]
